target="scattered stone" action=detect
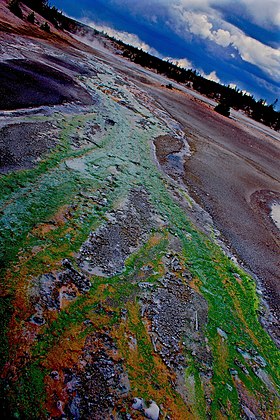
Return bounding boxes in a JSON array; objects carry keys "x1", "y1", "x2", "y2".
[
  {"x1": 143, "y1": 272, "x2": 210, "y2": 375},
  {"x1": 83, "y1": 319, "x2": 93, "y2": 326},
  {"x1": 236, "y1": 347, "x2": 251, "y2": 360},
  {"x1": 144, "y1": 401, "x2": 160, "y2": 420},
  {"x1": 78, "y1": 188, "x2": 156, "y2": 276},
  {"x1": 121, "y1": 308, "x2": 128, "y2": 320},
  {"x1": 139, "y1": 282, "x2": 155, "y2": 289},
  {"x1": 170, "y1": 256, "x2": 181, "y2": 271},
  {"x1": 31, "y1": 273, "x2": 60, "y2": 311},
  {"x1": 217, "y1": 328, "x2": 228, "y2": 340},
  {"x1": 50, "y1": 371, "x2": 60, "y2": 380},
  {"x1": 60, "y1": 259, "x2": 91, "y2": 292},
  {"x1": 0, "y1": 121, "x2": 57, "y2": 174},
  {"x1": 248, "y1": 348, "x2": 258, "y2": 357},
  {"x1": 141, "y1": 265, "x2": 153, "y2": 272},
  {"x1": 234, "y1": 359, "x2": 249, "y2": 375},
  {"x1": 29, "y1": 261, "x2": 91, "y2": 329},
  {"x1": 132, "y1": 397, "x2": 144, "y2": 410},
  {"x1": 254, "y1": 355, "x2": 267, "y2": 368},
  {"x1": 63, "y1": 332, "x2": 130, "y2": 419},
  {"x1": 182, "y1": 271, "x2": 191, "y2": 280},
  {"x1": 242, "y1": 405, "x2": 257, "y2": 419},
  {"x1": 105, "y1": 118, "x2": 116, "y2": 126}
]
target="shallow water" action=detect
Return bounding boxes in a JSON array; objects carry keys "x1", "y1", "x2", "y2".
[{"x1": 271, "y1": 202, "x2": 280, "y2": 230}]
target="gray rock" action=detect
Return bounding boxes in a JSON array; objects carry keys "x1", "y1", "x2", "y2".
[
  {"x1": 50, "y1": 371, "x2": 60, "y2": 380},
  {"x1": 144, "y1": 401, "x2": 160, "y2": 420},
  {"x1": 242, "y1": 405, "x2": 257, "y2": 419},
  {"x1": 217, "y1": 327, "x2": 228, "y2": 340},
  {"x1": 29, "y1": 314, "x2": 45, "y2": 326},
  {"x1": 132, "y1": 397, "x2": 144, "y2": 410},
  {"x1": 254, "y1": 355, "x2": 267, "y2": 368}
]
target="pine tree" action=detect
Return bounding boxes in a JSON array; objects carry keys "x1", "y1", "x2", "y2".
[
  {"x1": 27, "y1": 11, "x2": 35, "y2": 24},
  {"x1": 8, "y1": 0, "x2": 23, "y2": 19},
  {"x1": 214, "y1": 97, "x2": 231, "y2": 117},
  {"x1": 40, "y1": 21, "x2": 50, "y2": 32}
]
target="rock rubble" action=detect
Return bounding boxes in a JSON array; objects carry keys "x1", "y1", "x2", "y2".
[{"x1": 78, "y1": 188, "x2": 157, "y2": 276}]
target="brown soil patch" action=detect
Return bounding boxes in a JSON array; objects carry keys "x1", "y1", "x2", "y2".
[{"x1": 154, "y1": 134, "x2": 183, "y2": 164}]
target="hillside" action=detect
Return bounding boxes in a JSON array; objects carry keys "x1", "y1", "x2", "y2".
[{"x1": 0, "y1": 1, "x2": 280, "y2": 418}]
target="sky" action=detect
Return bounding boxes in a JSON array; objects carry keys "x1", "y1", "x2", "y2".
[{"x1": 53, "y1": 0, "x2": 280, "y2": 107}]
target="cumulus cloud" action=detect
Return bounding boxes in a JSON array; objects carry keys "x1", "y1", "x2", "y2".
[
  {"x1": 231, "y1": 33, "x2": 280, "y2": 80},
  {"x1": 212, "y1": 29, "x2": 232, "y2": 48},
  {"x1": 211, "y1": 27, "x2": 280, "y2": 81},
  {"x1": 181, "y1": 11, "x2": 213, "y2": 39},
  {"x1": 168, "y1": 7, "x2": 280, "y2": 81},
  {"x1": 166, "y1": 57, "x2": 193, "y2": 69},
  {"x1": 111, "y1": 0, "x2": 280, "y2": 75},
  {"x1": 199, "y1": 70, "x2": 220, "y2": 83}
]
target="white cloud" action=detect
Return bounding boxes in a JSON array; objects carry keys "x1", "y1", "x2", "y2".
[
  {"x1": 200, "y1": 70, "x2": 220, "y2": 83},
  {"x1": 169, "y1": 8, "x2": 280, "y2": 81},
  {"x1": 238, "y1": 0, "x2": 280, "y2": 29},
  {"x1": 230, "y1": 31, "x2": 280, "y2": 80},
  {"x1": 166, "y1": 57, "x2": 193, "y2": 69},
  {"x1": 181, "y1": 11, "x2": 213, "y2": 39},
  {"x1": 124, "y1": 0, "x2": 280, "y2": 29},
  {"x1": 212, "y1": 29, "x2": 232, "y2": 47},
  {"x1": 81, "y1": 2, "x2": 280, "y2": 83},
  {"x1": 112, "y1": 0, "x2": 280, "y2": 30}
]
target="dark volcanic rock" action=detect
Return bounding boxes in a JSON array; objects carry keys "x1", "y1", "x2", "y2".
[{"x1": 0, "y1": 59, "x2": 94, "y2": 110}]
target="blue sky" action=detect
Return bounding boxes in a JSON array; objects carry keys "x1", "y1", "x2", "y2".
[{"x1": 53, "y1": 0, "x2": 280, "y2": 107}]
